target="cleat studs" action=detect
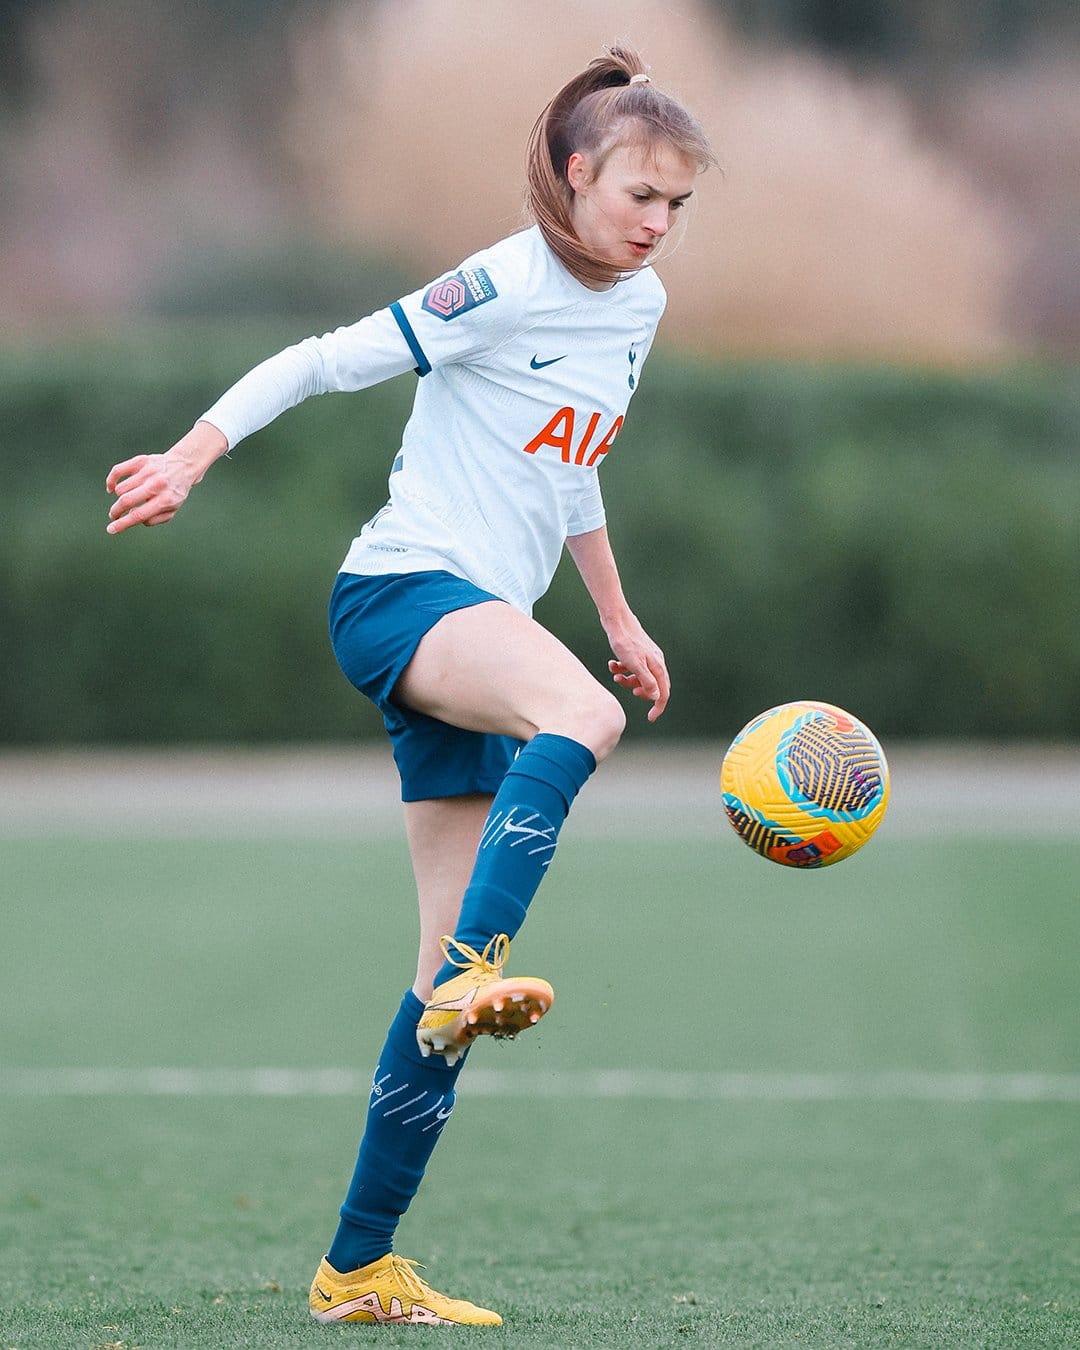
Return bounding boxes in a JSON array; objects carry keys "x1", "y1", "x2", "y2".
[
  {"x1": 529, "y1": 1012, "x2": 540, "y2": 1024},
  {"x1": 493, "y1": 999, "x2": 504, "y2": 1013}
]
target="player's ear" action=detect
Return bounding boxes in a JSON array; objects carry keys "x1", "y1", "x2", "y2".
[{"x1": 566, "y1": 151, "x2": 592, "y2": 195}]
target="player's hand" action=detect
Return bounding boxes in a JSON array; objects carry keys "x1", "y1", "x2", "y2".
[
  {"x1": 606, "y1": 618, "x2": 670, "y2": 722},
  {"x1": 106, "y1": 422, "x2": 228, "y2": 535}
]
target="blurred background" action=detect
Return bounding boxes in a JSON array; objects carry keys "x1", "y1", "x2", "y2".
[{"x1": 2, "y1": 0, "x2": 1078, "y2": 745}]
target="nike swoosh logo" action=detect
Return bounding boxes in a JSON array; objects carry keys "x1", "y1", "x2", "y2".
[
  {"x1": 530, "y1": 354, "x2": 567, "y2": 370},
  {"x1": 502, "y1": 820, "x2": 552, "y2": 839},
  {"x1": 314, "y1": 1285, "x2": 333, "y2": 1302}
]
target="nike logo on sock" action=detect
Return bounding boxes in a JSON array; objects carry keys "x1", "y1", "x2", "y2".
[
  {"x1": 501, "y1": 819, "x2": 554, "y2": 842},
  {"x1": 483, "y1": 811, "x2": 558, "y2": 861}
]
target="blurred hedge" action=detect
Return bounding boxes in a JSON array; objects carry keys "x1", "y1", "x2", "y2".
[{"x1": 2, "y1": 328, "x2": 1077, "y2": 744}]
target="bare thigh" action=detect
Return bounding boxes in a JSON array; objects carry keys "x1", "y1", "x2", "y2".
[{"x1": 393, "y1": 601, "x2": 625, "y2": 763}]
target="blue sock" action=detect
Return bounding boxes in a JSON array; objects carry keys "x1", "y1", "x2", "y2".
[
  {"x1": 433, "y1": 733, "x2": 596, "y2": 988},
  {"x1": 327, "y1": 990, "x2": 463, "y2": 1273}
]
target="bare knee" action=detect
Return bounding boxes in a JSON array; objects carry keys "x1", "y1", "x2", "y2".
[
  {"x1": 591, "y1": 690, "x2": 627, "y2": 762},
  {"x1": 546, "y1": 687, "x2": 625, "y2": 764}
]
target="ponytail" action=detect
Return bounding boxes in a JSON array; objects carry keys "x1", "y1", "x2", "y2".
[{"x1": 525, "y1": 45, "x2": 714, "y2": 288}]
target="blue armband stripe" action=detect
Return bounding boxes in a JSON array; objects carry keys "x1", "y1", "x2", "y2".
[{"x1": 390, "y1": 302, "x2": 431, "y2": 377}]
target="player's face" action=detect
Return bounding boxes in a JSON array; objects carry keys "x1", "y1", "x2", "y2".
[{"x1": 567, "y1": 138, "x2": 697, "y2": 276}]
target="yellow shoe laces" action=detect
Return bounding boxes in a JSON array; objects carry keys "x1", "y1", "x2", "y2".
[
  {"x1": 437, "y1": 933, "x2": 510, "y2": 977},
  {"x1": 388, "y1": 1254, "x2": 432, "y2": 1300}
]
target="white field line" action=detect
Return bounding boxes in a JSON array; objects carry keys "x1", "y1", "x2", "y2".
[{"x1": 2, "y1": 1068, "x2": 1079, "y2": 1102}]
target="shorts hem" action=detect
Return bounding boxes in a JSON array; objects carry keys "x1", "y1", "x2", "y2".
[{"x1": 399, "y1": 774, "x2": 509, "y2": 804}]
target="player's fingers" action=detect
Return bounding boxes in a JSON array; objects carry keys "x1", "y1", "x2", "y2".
[
  {"x1": 609, "y1": 654, "x2": 667, "y2": 719},
  {"x1": 107, "y1": 472, "x2": 157, "y2": 518},
  {"x1": 107, "y1": 489, "x2": 168, "y2": 533},
  {"x1": 106, "y1": 455, "x2": 149, "y2": 493},
  {"x1": 106, "y1": 507, "x2": 147, "y2": 534},
  {"x1": 608, "y1": 660, "x2": 639, "y2": 689},
  {"x1": 651, "y1": 650, "x2": 670, "y2": 702},
  {"x1": 625, "y1": 652, "x2": 662, "y2": 700},
  {"x1": 109, "y1": 472, "x2": 185, "y2": 522},
  {"x1": 108, "y1": 493, "x2": 149, "y2": 527},
  {"x1": 642, "y1": 651, "x2": 670, "y2": 721}
]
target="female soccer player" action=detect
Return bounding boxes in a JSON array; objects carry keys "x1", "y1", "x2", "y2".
[{"x1": 106, "y1": 46, "x2": 713, "y2": 1327}]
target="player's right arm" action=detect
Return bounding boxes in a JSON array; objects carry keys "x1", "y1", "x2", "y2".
[
  {"x1": 106, "y1": 419, "x2": 228, "y2": 534},
  {"x1": 103, "y1": 308, "x2": 416, "y2": 536},
  {"x1": 105, "y1": 246, "x2": 515, "y2": 536}
]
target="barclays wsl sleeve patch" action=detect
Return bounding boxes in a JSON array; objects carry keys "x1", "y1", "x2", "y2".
[{"x1": 421, "y1": 267, "x2": 498, "y2": 321}]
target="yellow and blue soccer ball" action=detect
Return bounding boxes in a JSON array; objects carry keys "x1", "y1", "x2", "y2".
[{"x1": 720, "y1": 701, "x2": 890, "y2": 867}]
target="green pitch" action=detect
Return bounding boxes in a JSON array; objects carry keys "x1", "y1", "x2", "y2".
[{"x1": 1, "y1": 828, "x2": 1078, "y2": 1347}]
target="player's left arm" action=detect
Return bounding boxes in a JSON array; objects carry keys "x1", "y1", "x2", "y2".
[{"x1": 565, "y1": 524, "x2": 669, "y2": 722}]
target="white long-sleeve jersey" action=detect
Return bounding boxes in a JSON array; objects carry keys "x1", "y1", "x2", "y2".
[{"x1": 201, "y1": 226, "x2": 666, "y2": 613}]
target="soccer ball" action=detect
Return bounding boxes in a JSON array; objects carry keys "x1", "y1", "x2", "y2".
[{"x1": 720, "y1": 701, "x2": 890, "y2": 867}]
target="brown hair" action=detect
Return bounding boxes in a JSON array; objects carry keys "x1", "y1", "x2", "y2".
[{"x1": 525, "y1": 45, "x2": 715, "y2": 288}]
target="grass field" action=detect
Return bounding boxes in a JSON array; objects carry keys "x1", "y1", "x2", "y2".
[{"x1": 2, "y1": 763, "x2": 1079, "y2": 1348}]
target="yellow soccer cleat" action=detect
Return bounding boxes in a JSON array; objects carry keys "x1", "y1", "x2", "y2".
[
  {"x1": 416, "y1": 934, "x2": 553, "y2": 1066},
  {"x1": 309, "y1": 1253, "x2": 502, "y2": 1325}
]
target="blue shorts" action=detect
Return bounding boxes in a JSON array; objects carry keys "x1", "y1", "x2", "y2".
[{"x1": 328, "y1": 570, "x2": 522, "y2": 802}]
